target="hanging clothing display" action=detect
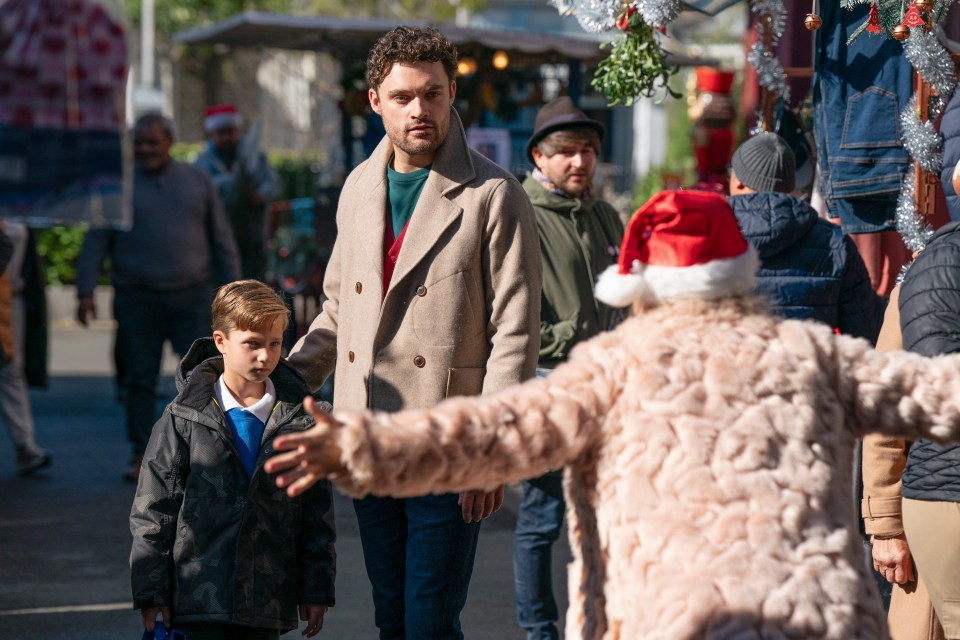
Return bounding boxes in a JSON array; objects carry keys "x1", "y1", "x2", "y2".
[
  {"x1": 0, "y1": 0, "x2": 130, "y2": 226},
  {"x1": 812, "y1": 1, "x2": 913, "y2": 234}
]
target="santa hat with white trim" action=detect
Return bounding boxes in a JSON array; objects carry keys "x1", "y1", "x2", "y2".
[
  {"x1": 203, "y1": 104, "x2": 243, "y2": 133},
  {"x1": 594, "y1": 190, "x2": 758, "y2": 308}
]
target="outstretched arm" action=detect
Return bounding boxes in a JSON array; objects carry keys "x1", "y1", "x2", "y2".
[
  {"x1": 839, "y1": 332, "x2": 960, "y2": 444},
  {"x1": 265, "y1": 348, "x2": 617, "y2": 498}
]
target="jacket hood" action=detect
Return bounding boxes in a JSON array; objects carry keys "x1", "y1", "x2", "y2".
[
  {"x1": 175, "y1": 337, "x2": 312, "y2": 412},
  {"x1": 729, "y1": 192, "x2": 818, "y2": 259},
  {"x1": 523, "y1": 174, "x2": 593, "y2": 215}
]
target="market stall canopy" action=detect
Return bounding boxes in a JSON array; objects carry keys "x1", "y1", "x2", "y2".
[
  {"x1": 173, "y1": 11, "x2": 713, "y2": 67},
  {"x1": 682, "y1": 0, "x2": 743, "y2": 15},
  {"x1": 173, "y1": 11, "x2": 612, "y2": 64}
]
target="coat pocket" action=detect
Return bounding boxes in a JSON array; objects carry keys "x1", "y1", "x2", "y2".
[
  {"x1": 446, "y1": 367, "x2": 485, "y2": 398},
  {"x1": 413, "y1": 269, "x2": 483, "y2": 346}
]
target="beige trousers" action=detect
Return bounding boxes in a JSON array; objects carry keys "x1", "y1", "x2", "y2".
[{"x1": 903, "y1": 498, "x2": 960, "y2": 639}]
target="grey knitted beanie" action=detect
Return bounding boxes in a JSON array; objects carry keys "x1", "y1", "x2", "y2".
[{"x1": 731, "y1": 132, "x2": 796, "y2": 193}]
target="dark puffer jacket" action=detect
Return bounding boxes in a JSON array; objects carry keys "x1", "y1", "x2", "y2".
[
  {"x1": 939, "y1": 90, "x2": 960, "y2": 221},
  {"x1": 900, "y1": 221, "x2": 960, "y2": 500},
  {"x1": 130, "y1": 338, "x2": 336, "y2": 630},
  {"x1": 730, "y1": 192, "x2": 884, "y2": 343}
]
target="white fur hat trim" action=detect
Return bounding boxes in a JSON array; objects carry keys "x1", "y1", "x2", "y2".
[{"x1": 595, "y1": 248, "x2": 759, "y2": 308}]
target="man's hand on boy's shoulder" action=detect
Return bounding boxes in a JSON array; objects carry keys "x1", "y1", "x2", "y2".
[
  {"x1": 299, "y1": 604, "x2": 328, "y2": 637},
  {"x1": 140, "y1": 606, "x2": 170, "y2": 631}
]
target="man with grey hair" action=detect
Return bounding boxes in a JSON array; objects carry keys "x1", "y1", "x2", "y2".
[{"x1": 76, "y1": 113, "x2": 240, "y2": 483}]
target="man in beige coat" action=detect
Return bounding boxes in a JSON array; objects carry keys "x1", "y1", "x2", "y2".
[{"x1": 286, "y1": 26, "x2": 541, "y2": 640}]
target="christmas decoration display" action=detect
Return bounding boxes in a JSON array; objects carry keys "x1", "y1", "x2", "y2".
[
  {"x1": 902, "y1": 3, "x2": 925, "y2": 27},
  {"x1": 746, "y1": 0, "x2": 788, "y2": 103},
  {"x1": 842, "y1": 0, "x2": 960, "y2": 252},
  {"x1": 688, "y1": 67, "x2": 736, "y2": 186},
  {"x1": 805, "y1": 0, "x2": 822, "y2": 31},
  {"x1": 588, "y1": 3, "x2": 678, "y2": 106},
  {"x1": 552, "y1": 0, "x2": 958, "y2": 251}
]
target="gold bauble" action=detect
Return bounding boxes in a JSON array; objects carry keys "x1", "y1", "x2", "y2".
[
  {"x1": 915, "y1": 0, "x2": 934, "y2": 13},
  {"x1": 893, "y1": 24, "x2": 911, "y2": 41},
  {"x1": 804, "y1": 13, "x2": 822, "y2": 31}
]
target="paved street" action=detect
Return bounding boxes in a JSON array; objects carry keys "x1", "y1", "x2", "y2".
[{"x1": 0, "y1": 299, "x2": 569, "y2": 639}]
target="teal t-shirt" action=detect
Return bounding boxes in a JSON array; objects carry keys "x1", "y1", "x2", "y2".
[{"x1": 386, "y1": 163, "x2": 431, "y2": 238}]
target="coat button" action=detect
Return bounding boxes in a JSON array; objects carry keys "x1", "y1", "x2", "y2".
[
  {"x1": 355, "y1": 282, "x2": 362, "y2": 294},
  {"x1": 413, "y1": 355, "x2": 426, "y2": 368},
  {"x1": 416, "y1": 285, "x2": 427, "y2": 297},
  {"x1": 348, "y1": 351, "x2": 355, "y2": 363}
]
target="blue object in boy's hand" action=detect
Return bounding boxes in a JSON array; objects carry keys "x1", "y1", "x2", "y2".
[{"x1": 141, "y1": 621, "x2": 187, "y2": 640}]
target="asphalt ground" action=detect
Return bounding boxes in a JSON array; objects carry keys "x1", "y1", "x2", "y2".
[{"x1": 0, "y1": 300, "x2": 569, "y2": 640}]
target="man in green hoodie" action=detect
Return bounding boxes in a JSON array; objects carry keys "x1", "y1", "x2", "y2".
[{"x1": 514, "y1": 96, "x2": 624, "y2": 640}]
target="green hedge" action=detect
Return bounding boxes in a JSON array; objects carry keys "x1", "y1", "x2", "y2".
[{"x1": 35, "y1": 149, "x2": 324, "y2": 285}]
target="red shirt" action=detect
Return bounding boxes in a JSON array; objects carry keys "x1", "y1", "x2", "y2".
[{"x1": 383, "y1": 218, "x2": 411, "y2": 297}]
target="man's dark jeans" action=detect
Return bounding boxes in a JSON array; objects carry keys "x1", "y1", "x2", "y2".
[
  {"x1": 513, "y1": 470, "x2": 565, "y2": 640},
  {"x1": 353, "y1": 493, "x2": 481, "y2": 640},
  {"x1": 113, "y1": 284, "x2": 212, "y2": 454}
]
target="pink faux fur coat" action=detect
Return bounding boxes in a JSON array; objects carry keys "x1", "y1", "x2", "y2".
[{"x1": 326, "y1": 298, "x2": 960, "y2": 639}]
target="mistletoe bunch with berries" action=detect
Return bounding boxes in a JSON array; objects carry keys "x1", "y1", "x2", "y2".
[{"x1": 591, "y1": 4, "x2": 679, "y2": 106}]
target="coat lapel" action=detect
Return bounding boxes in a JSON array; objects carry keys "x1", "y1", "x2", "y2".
[
  {"x1": 349, "y1": 136, "x2": 391, "y2": 282},
  {"x1": 386, "y1": 109, "x2": 476, "y2": 296}
]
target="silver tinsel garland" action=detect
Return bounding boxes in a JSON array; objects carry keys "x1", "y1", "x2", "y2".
[
  {"x1": 901, "y1": 95, "x2": 942, "y2": 175},
  {"x1": 895, "y1": 17, "x2": 958, "y2": 253},
  {"x1": 636, "y1": 0, "x2": 681, "y2": 27},
  {"x1": 748, "y1": 0, "x2": 788, "y2": 102},
  {"x1": 553, "y1": 0, "x2": 619, "y2": 32},
  {"x1": 547, "y1": 0, "x2": 680, "y2": 31},
  {"x1": 904, "y1": 28, "x2": 956, "y2": 112},
  {"x1": 895, "y1": 167, "x2": 933, "y2": 254}
]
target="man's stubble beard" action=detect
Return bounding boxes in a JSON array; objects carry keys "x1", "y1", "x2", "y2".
[{"x1": 389, "y1": 117, "x2": 450, "y2": 158}]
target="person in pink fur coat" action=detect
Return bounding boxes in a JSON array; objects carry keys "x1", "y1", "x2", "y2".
[{"x1": 266, "y1": 190, "x2": 960, "y2": 639}]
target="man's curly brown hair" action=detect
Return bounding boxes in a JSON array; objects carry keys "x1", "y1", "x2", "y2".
[{"x1": 365, "y1": 26, "x2": 458, "y2": 91}]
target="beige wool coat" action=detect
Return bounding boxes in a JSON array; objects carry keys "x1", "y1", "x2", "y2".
[
  {"x1": 288, "y1": 110, "x2": 541, "y2": 410},
  {"x1": 321, "y1": 297, "x2": 960, "y2": 639}
]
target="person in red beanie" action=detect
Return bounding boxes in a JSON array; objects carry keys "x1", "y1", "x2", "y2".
[
  {"x1": 194, "y1": 104, "x2": 280, "y2": 281},
  {"x1": 265, "y1": 189, "x2": 960, "y2": 639}
]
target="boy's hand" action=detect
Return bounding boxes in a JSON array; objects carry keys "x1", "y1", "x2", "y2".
[
  {"x1": 264, "y1": 396, "x2": 346, "y2": 497},
  {"x1": 299, "y1": 603, "x2": 328, "y2": 637},
  {"x1": 140, "y1": 606, "x2": 170, "y2": 631}
]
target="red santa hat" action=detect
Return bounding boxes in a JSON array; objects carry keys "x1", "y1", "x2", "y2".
[
  {"x1": 203, "y1": 103, "x2": 242, "y2": 133},
  {"x1": 594, "y1": 190, "x2": 758, "y2": 307}
]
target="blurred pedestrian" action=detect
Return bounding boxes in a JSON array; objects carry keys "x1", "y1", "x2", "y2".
[
  {"x1": 76, "y1": 113, "x2": 240, "y2": 483},
  {"x1": 515, "y1": 95, "x2": 623, "y2": 640},
  {"x1": 131, "y1": 279, "x2": 335, "y2": 639},
  {"x1": 194, "y1": 104, "x2": 280, "y2": 281},
  {"x1": 728, "y1": 132, "x2": 884, "y2": 343},
  {"x1": 285, "y1": 26, "x2": 541, "y2": 640},
  {"x1": 0, "y1": 221, "x2": 50, "y2": 476}
]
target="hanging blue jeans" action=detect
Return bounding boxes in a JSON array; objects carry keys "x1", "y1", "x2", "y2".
[
  {"x1": 813, "y1": 1, "x2": 912, "y2": 232},
  {"x1": 353, "y1": 493, "x2": 481, "y2": 640}
]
